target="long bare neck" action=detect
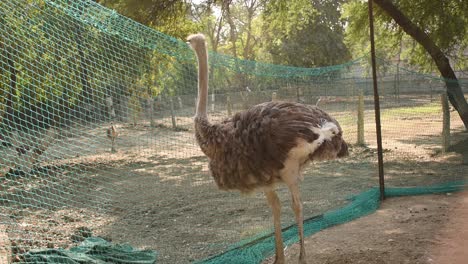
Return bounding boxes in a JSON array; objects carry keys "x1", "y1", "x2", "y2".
[{"x1": 195, "y1": 45, "x2": 209, "y2": 119}]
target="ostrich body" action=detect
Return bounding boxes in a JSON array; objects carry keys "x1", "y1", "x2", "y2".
[
  {"x1": 107, "y1": 123, "x2": 118, "y2": 153},
  {"x1": 188, "y1": 34, "x2": 348, "y2": 264}
]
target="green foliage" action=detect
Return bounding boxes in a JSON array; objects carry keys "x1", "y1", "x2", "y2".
[
  {"x1": 99, "y1": 0, "x2": 201, "y2": 39},
  {"x1": 99, "y1": 0, "x2": 201, "y2": 97},
  {"x1": 98, "y1": 0, "x2": 355, "y2": 71},
  {"x1": 0, "y1": 0, "x2": 157, "y2": 130},
  {"x1": 382, "y1": 102, "x2": 441, "y2": 118},
  {"x1": 261, "y1": 0, "x2": 351, "y2": 67},
  {"x1": 1, "y1": 0, "x2": 88, "y2": 127},
  {"x1": 343, "y1": 0, "x2": 468, "y2": 73}
]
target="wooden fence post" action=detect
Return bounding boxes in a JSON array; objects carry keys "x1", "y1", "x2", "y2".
[
  {"x1": 0, "y1": 225, "x2": 11, "y2": 264},
  {"x1": 441, "y1": 93, "x2": 450, "y2": 153},
  {"x1": 178, "y1": 97, "x2": 183, "y2": 109},
  {"x1": 148, "y1": 98, "x2": 155, "y2": 127},
  {"x1": 357, "y1": 92, "x2": 365, "y2": 145},
  {"x1": 211, "y1": 93, "x2": 215, "y2": 112},
  {"x1": 105, "y1": 96, "x2": 116, "y2": 118},
  {"x1": 227, "y1": 95, "x2": 232, "y2": 117},
  {"x1": 170, "y1": 97, "x2": 177, "y2": 129}
]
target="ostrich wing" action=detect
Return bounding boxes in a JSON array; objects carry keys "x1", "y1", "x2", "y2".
[{"x1": 198, "y1": 101, "x2": 345, "y2": 192}]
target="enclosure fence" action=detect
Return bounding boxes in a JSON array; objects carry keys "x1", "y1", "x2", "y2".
[{"x1": 1, "y1": 0, "x2": 467, "y2": 263}]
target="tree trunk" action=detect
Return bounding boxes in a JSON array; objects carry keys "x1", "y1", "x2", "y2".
[
  {"x1": 373, "y1": 0, "x2": 468, "y2": 129},
  {"x1": 242, "y1": 0, "x2": 259, "y2": 60},
  {"x1": 223, "y1": 1, "x2": 238, "y2": 59},
  {"x1": 223, "y1": 1, "x2": 247, "y2": 91},
  {"x1": 206, "y1": 2, "x2": 223, "y2": 53}
]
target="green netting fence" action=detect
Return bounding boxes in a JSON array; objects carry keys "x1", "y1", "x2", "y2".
[{"x1": 1, "y1": 0, "x2": 467, "y2": 263}]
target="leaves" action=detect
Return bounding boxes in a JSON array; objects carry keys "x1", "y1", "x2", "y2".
[
  {"x1": 343, "y1": 0, "x2": 468, "y2": 73},
  {"x1": 100, "y1": 0, "x2": 201, "y2": 39},
  {"x1": 261, "y1": 0, "x2": 350, "y2": 67}
]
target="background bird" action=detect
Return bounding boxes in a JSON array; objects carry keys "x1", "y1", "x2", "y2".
[
  {"x1": 187, "y1": 33, "x2": 348, "y2": 264},
  {"x1": 106, "y1": 123, "x2": 118, "y2": 153}
]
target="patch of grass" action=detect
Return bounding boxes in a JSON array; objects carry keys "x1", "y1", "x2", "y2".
[
  {"x1": 382, "y1": 102, "x2": 441, "y2": 117},
  {"x1": 334, "y1": 114, "x2": 356, "y2": 127}
]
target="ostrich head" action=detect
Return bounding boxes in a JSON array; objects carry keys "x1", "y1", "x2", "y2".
[
  {"x1": 310, "y1": 129, "x2": 349, "y2": 161},
  {"x1": 187, "y1": 33, "x2": 206, "y2": 51}
]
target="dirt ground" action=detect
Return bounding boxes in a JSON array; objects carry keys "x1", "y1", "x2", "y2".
[
  {"x1": 2, "y1": 190, "x2": 468, "y2": 264},
  {"x1": 264, "y1": 191, "x2": 468, "y2": 264},
  {"x1": 1, "y1": 97, "x2": 467, "y2": 263}
]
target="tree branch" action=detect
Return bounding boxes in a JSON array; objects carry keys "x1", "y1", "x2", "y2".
[{"x1": 372, "y1": 0, "x2": 468, "y2": 129}]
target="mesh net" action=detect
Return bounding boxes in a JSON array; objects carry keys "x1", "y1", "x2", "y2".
[{"x1": 1, "y1": 0, "x2": 467, "y2": 263}]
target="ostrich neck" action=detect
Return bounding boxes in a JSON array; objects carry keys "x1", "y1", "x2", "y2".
[{"x1": 195, "y1": 46, "x2": 209, "y2": 119}]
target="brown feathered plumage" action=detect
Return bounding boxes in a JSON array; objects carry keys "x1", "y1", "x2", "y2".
[
  {"x1": 188, "y1": 33, "x2": 348, "y2": 264},
  {"x1": 195, "y1": 101, "x2": 347, "y2": 192}
]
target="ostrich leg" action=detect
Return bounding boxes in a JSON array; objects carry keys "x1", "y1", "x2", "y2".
[
  {"x1": 288, "y1": 183, "x2": 307, "y2": 264},
  {"x1": 265, "y1": 190, "x2": 285, "y2": 264}
]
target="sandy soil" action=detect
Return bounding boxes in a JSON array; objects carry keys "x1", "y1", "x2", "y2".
[
  {"x1": 2, "y1": 191, "x2": 468, "y2": 264},
  {"x1": 1, "y1": 97, "x2": 467, "y2": 263},
  {"x1": 264, "y1": 191, "x2": 468, "y2": 264}
]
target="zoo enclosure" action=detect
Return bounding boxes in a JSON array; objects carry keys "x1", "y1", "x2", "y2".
[{"x1": 1, "y1": 0, "x2": 467, "y2": 263}]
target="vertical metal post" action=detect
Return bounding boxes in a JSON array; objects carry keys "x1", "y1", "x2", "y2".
[{"x1": 368, "y1": 0, "x2": 385, "y2": 201}]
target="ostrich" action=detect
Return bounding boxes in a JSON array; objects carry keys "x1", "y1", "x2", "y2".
[
  {"x1": 187, "y1": 33, "x2": 348, "y2": 264},
  {"x1": 107, "y1": 122, "x2": 118, "y2": 153}
]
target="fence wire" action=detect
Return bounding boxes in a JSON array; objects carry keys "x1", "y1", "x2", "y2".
[{"x1": 1, "y1": 0, "x2": 467, "y2": 263}]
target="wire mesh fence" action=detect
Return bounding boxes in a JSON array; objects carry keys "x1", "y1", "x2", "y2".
[{"x1": 1, "y1": 0, "x2": 467, "y2": 263}]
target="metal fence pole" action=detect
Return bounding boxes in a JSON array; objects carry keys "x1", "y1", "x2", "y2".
[{"x1": 368, "y1": 0, "x2": 386, "y2": 201}]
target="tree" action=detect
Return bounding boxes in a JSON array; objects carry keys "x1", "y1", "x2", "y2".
[
  {"x1": 219, "y1": 0, "x2": 262, "y2": 60},
  {"x1": 99, "y1": 0, "x2": 201, "y2": 39},
  {"x1": 190, "y1": 1, "x2": 225, "y2": 52},
  {"x1": 344, "y1": 0, "x2": 468, "y2": 129},
  {"x1": 262, "y1": 0, "x2": 350, "y2": 67},
  {"x1": 373, "y1": 0, "x2": 468, "y2": 129}
]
